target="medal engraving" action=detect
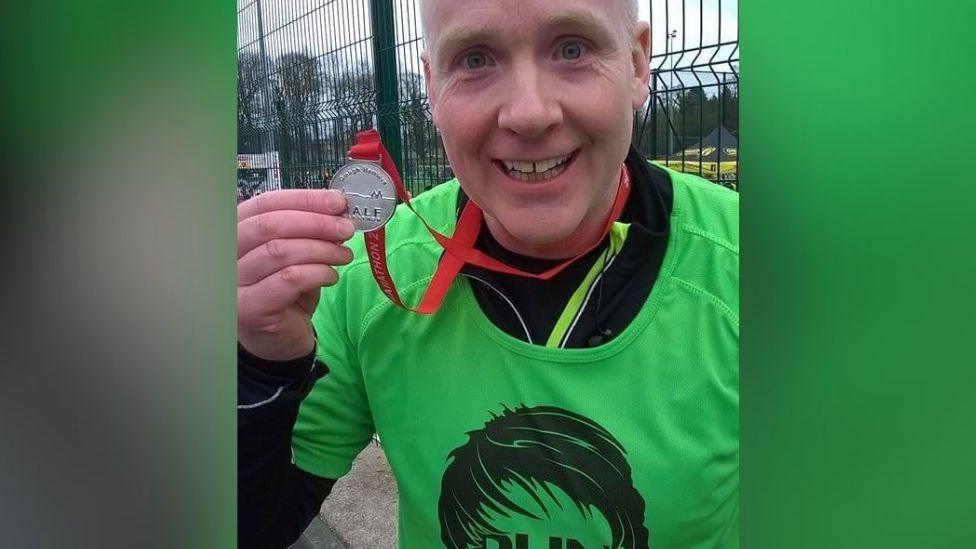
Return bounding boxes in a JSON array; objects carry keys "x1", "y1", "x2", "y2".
[{"x1": 329, "y1": 161, "x2": 397, "y2": 232}]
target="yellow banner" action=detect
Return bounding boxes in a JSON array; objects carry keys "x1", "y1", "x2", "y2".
[{"x1": 654, "y1": 160, "x2": 738, "y2": 178}]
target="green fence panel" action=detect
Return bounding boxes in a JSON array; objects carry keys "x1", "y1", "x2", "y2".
[
  {"x1": 636, "y1": 0, "x2": 740, "y2": 191},
  {"x1": 237, "y1": 0, "x2": 738, "y2": 199}
]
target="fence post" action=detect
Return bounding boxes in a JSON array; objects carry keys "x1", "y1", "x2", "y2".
[
  {"x1": 255, "y1": 0, "x2": 279, "y2": 191},
  {"x1": 370, "y1": 0, "x2": 403, "y2": 169}
]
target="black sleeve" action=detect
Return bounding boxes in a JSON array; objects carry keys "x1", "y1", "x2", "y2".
[{"x1": 238, "y1": 344, "x2": 339, "y2": 549}]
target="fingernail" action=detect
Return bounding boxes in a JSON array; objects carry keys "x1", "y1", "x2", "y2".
[{"x1": 329, "y1": 190, "x2": 347, "y2": 210}]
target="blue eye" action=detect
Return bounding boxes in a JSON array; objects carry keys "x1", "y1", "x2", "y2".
[
  {"x1": 559, "y1": 41, "x2": 586, "y2": 60},
  {"x1": 462, "y1": 52, "x2": 489, "y2": 70}
]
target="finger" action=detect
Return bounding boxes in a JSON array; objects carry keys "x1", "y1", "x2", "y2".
[
  {"x1": 238, "y1": 239, "x2": 354, "y2": 287},
  {"x1": 237, "y1": 189, "x2": 347, "y2": 222},
  {"x1": 238, "y1": 211, "x2": 356, "y2": 258},
  {"x1": 238, "y1": 264, "x2": 340, "y2": 319},
  {"x1": 296, "y1": 289, "x2": 320, "y2": 316}
]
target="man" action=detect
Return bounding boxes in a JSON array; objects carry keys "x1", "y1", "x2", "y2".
[{"x1": 238, "y1": 0, "x2": 738, "y2": 547}]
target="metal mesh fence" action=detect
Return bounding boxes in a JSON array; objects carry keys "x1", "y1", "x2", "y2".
[
  {"x1": 237, "y1": 0, "x2": 739, "y2": 200},
  {"x1": 635, "y1": 0, "x2": 740, "y2": 190}
]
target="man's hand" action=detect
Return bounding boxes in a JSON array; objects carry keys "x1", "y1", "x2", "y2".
[{"x1": 237, "y1": 190, "x2": 355, "y2": 361}]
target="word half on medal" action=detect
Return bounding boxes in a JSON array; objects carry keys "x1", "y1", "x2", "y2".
[{"x1": 328, "y1": 160, "x2": 397, "y2": 232}]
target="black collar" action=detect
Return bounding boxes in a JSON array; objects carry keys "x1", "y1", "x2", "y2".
[
  {"x1": 456, "y1": 145, "x2": 675, "y2": 346},
  {"x1": 457, "y1": 145, "x2": 672, "y2": 271}
]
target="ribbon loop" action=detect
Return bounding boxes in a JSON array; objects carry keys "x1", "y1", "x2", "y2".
[{"x1": 348, "y1": 129, "x2": 631, "y2": 315}]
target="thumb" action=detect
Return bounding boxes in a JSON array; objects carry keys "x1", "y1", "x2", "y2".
[{"x1": 296, "y1": 288, "x2": 321, "y2": 316}]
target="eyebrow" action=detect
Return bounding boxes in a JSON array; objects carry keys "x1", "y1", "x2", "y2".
[
  {"x1": 433, "y1": 9, "x2": 616, "y2": 61},
  {"x1": 539, "y1": 10, "x2": 614, "y2": 35},
  {"x1": 434, "y1": 27, "x2": 497, "y2": 60}
]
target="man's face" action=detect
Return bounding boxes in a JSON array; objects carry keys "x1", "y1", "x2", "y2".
[{"x1": 423, "y1": 0, "x2": 650, "y2": 258}]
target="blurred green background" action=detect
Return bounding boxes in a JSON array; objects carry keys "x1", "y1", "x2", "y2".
[
  {"x1": 1, "y1": 2, "x2": 237, "y2": 548},
  {"x1": 743, "y1": 0, "x2": 976, "y2": 547}
]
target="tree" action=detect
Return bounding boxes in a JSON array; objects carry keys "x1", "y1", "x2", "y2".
[
  {"x1": 633, "y1": 71, "x2": 739, "y2": 188},
  {"x1": 271, "y1": 51, "x2": 325, "y2": 119},
  {"x1": 399, "y1": 71, "x2": 436, "y2": 165},
  {"x1": 651, "y1": 80, "x2": 739, "y2": 155},
  {"x1": 237, "y1": 51, "x2": 265, "y2": 153},
  {"x1": 322, "y1": 59, "x2": 374, "y2": 125},
  {"x1": 269, "y1": 51, "x2": 325, "y2": 188},
  {"x1": 719, "y1": 83, "x2": 739, "y2": 137},
  {"x1": 315, "y1": 58, "x2": 375, "y2": 165}
]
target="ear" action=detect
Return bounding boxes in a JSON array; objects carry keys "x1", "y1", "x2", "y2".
[{"x1": 630, "y1": 21, "x2": 651, "y2": 110}]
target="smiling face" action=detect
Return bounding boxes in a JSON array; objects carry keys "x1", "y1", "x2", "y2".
[{"x1": 423, "y1": 0, "x2": 650, "y2": 259}]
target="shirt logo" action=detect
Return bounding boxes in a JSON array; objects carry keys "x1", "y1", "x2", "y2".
[{"x1": 438, "y1": 405, "x2": 650, "y2": 548}]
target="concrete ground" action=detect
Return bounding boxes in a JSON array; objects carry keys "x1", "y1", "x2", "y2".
[{"x1": 291, "y1": 441, "x2": 399, "y2": 549}]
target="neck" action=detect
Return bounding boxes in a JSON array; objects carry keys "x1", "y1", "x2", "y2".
[{"x1": 483, "y1": 182, "x2": 621, "y2": 261}]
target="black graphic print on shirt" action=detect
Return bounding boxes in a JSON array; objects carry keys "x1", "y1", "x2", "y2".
[{"x1": 438, "y1": 405, "x2": 649, "y2": 549}]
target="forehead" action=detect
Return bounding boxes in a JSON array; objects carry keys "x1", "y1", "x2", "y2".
[{"x1": 423, "y1": 0, "x2": 627, "y2": 52}]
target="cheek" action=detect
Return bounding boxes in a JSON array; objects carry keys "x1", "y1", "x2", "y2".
[
  {"x1": 561, "y1": 69, "x2": 635, "y2": 138},
  {"x1": 435, "y1": 96, "x2": 495, "y2": 162},
  {"x1": 568, "y1": 90, "x2": 632, "y2": 147}
]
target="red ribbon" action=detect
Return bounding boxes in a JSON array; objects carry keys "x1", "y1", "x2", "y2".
[{"x1": 349, "y1": 129, "x2": 631, "y2": 315}]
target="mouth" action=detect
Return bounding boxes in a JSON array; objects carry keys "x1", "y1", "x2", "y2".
[{"x1": 493, "y1": 150, "x2": 580, "y2": 182}]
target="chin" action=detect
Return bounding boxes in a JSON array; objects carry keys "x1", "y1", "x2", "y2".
[
  {"x1": 513, "y1": 227, "x2": 572, "y2": 247},
  {"x1": 494, "y1": 214, "x2": 578, "y2": 253}
]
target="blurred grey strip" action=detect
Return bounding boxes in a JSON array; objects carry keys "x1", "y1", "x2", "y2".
[{"x1": 289, "y1": 516, "x2": 347, "y2": 549}]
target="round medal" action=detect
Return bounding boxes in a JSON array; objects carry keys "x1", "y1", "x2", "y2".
[{"x1": 328, "y1": 160, "x2": 398, "y2": 232}]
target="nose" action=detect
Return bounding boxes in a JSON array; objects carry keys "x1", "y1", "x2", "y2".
[{"x1": 497, "y1": 62, "x2": 563, "y2": 138}]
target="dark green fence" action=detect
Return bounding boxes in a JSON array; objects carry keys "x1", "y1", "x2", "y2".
[
  {"x1": 237, "y1": 0, "x2": 738, "y2": 199},
  {"x1": 636, "y1": 0, "x2": 740, "y2": 190}
]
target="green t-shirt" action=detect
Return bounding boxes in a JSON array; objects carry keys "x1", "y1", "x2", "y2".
[{"x1": 293, "y1": 167, "x2": 739, "y2": 548}]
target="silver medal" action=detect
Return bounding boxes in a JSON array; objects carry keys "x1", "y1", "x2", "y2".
[{"x1": 328, "y1": 160, "x2": 398, "y2": 232}]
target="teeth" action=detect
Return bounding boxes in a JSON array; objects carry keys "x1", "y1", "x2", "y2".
[
  {"x1": 501, "y1": 154, "x2": 571, "y2": 174},
  {"x1": 506, "y1": 158, "x2": 570, "y2": 182}
]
